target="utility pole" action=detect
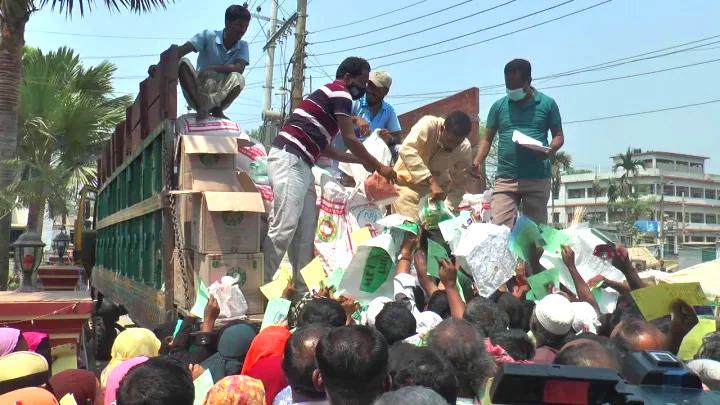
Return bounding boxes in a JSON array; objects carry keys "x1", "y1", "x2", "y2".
[
  {"x1": 291, "y1": 0, "x2": 308, "y2": 110},
  {"x1": 681, "y1": 191, "x2": 687, "y2": 245},
  {"x1": 262, "y1": 0, "x2": 279, "y2": 115},
  {"x1": 659, "y1": 176, "x2": 665, "y2": 259}
]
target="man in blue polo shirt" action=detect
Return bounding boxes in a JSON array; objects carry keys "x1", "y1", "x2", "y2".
[
  {"x1": 330, "y1": 71, "x2": 402, "y2": 169},
  {"x1": 176, "y1": 5, "x2": 250, "y2": 119},
  {"x1": 472, "y1": 59, "x2": 565, "y2": 227}
]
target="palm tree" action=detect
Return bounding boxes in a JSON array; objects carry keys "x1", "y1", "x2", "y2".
[
  {"x1": 612, "y1": 148, "x2": 644, "y2": 198},
  {"x1": 0, "y1": 0, "x2": 170, "y2": 289},
  {"x1": 7, "y1": 46, "x2": 131, "y2": 235},
  {"x1": 550, "y1": 151, "x2": 572, "y2": 225}
]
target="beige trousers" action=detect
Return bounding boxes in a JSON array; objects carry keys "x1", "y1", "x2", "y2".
[
  {"x1": 179, "y1": 58, "x2": 245, "y2": 112},
  {"x1": 491, "y1": 177, "x2": 551, "y2": 227}
]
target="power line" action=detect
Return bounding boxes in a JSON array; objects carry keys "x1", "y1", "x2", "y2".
[
  {"x1": 312, "y1": 0, "x2": 482, "y2": 45},
  {"x1": 388, "y1": 33, "x2": 720, "y2": 98},
  {"x1": 310, "y1": 0, "x2": 429, "y2": 34},
  {"x1": 480, "y1": 57, "x2": 720, "y2": 95},
  {"x1": 315, "y1": 0, "x2": 519, "y2": 56},
  {"x1": 374, "y1": 0, "x2": 611, "y2": 68},
  {"x1": 564, "y1": 98, "x2": 720, "y2": 124}
]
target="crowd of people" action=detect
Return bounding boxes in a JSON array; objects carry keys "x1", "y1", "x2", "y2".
[{"x1": 0, "y1": 233, "x2": 719, "y2": 404}]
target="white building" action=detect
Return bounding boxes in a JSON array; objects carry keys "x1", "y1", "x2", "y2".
[{"x1": 549, "y1": 150, "x2": 720, "y2": 254}]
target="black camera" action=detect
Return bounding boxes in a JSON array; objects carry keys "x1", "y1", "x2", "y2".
[{"x1": 491, "y1": 351, "x2": 720, "y2": 404}]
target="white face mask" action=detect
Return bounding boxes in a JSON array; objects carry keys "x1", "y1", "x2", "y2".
[{"x1": 506, "y1": 87, "x2": 526, "y2": 101}]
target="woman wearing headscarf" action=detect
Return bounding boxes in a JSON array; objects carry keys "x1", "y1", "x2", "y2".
[
  {"x1": 0, "y1": 387, "x2": 59, "y2": 405},
  {"x1": 203, "y1": 375, "x2": 265, "y2": 405},
  {"x1": 100, "y1": 328, "x2": 160, "y2": 387},
  {"x1": 200, "y1": 323, "x2": 257, "y2": 383},
  {"x1": 240, "y1": 326, "x2": 291, "y2": 405},
  {"x1": 0, "y1": 328, "x2": 20, "y2": 357},
  {"x1": 104, "y1": 357, "x2": 148, "y2": 405},
  {"x1": 49, "y1": 369, "x2": 103, "y2": 405},
  {"x1": 0, "y1": 351, "x2": 50, "y2": 395}
]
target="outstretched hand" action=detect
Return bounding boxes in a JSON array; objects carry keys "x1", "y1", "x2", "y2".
[{"x1": 439, "y1": 259, "x2": 458, "y2": 288}]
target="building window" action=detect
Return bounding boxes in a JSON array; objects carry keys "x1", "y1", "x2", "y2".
[
  {"x1": 552, "y1": 188, "x2": 559, "y2": 200},
  {"x1": 552, "y1": 213, "x2": 560, "y2": 224},
  {"x1": 707, "y1": 237, "x2": 717, "y2": 243},
  {"x1": 706, "y1": 189, "x2": 717, "y2": 200},
  {"x1": 663, "y1": 185, "x2": 675, "y2": 196},
  {"x1": 691, "y1": 236, "x2": 705, "y2": 243},
  {"x1": 706, "y1": 214, "x2": 717, "y2": 224},
  {"x1": 691, "y1": 187, "x2": 704, "y2": 199},
  {"x1": 568, "y1": 188, "x2": 586, "y2": 199},
  {"x1": 648, "y1": 184, "x2": 657, "y2": 194},
  {"x1": 642, "y1": 159, "x2": 653, "y2": 169},
  {"x1": 675, "y1": 186, "x2": 689, "y2": 197},
  {"x1": 690, "y1": 213, "x2": 704, "y2": 224},
  {"x1": 690, "y1": 162, "x2": 703, "y2": 173}
]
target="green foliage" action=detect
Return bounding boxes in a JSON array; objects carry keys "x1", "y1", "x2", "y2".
[
  {"x1": 35, "y1": 0, "x2": 171, "y2": 16},
  {"x1": 3, "y1": 46, "x2": 130, "y2": 225}
]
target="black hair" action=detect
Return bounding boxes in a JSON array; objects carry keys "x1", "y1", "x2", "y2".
[
  {"x1": 464, "y1": 297, "x2": 509, "y2": 338},
  {"x1": 444, "y1": 111, "x2": 472, "y2": 138},
  {"x1": 428, "y1": 319, "x2": 495, "y2": 398},
  {"x1": 336, "y1": 57, "x2": 371, "y2": 79},
  {"x1": 529, "y1": 313, "x2": 568, "y2": 350},
  {"x1": 490, "y1": 329, "x2": 536, "y2": 361},
  {"x1": 283, "y1": 325, "x2": 330, "y2": 399},
  {"x1": 375, "y1": 386, "x2": 449, "y2": 405},
  {"x1": 496, "y1": 292, "x2": 534, "y2": 331},
  {"x1": 389, "y1": 344, "x2": 458, "y2": 404},
  {"x1": 117, "y1": 357, "x2": 194, "y2": 405},
  {"x1": 504, "y1": 58, "x2": 532, "y2": 82},
  {"x1": 426, "y1": 290, "x2": 450, "y2": 319},
  {"x1": 297, "y1": 298, "x2": 347, "y2": 328},
  {"x1": 554, "y1": 339, "x2": 620, "y2": 371},
  {"x1": 698, "y1": 331, "x2": 720, "y2": 361},
  {"x1": 375, "y1": 302, "x2": 417, "y2": 345},
  {"x1": 226, "y1": 4, "x2": 251, "y2": 22},
  {"x1": 315, "y1": 325, "x2": 389, "y2": 404}
]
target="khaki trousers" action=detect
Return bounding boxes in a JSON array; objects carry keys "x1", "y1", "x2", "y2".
[{"x1": 491, "y1": 177, "x2": 551, "y2": 227}]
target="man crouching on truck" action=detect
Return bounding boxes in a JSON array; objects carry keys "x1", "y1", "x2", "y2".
[
  {"x1": 262, "y1": 57, "x2": 397, "y2": 294},
  {"x1": 176, "y1": 5, "x2": 250, "y2": 120}
]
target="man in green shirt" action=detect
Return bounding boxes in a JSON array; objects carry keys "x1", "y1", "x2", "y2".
[{"x1": 472, "y1": 59, "x2": 565, "y2": 227}]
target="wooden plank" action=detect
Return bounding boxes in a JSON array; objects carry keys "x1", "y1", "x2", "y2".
[
  {"x1": 97, "y1": 193, "x2": 164, "y2": 230},
  {"x1": 92, "y1": 266, "x2": 170, "y2": 330},
  {"x1": 99, "y1": 121, "x2": 168, "y2": 194},
  {"x1": 160, "y1": 45, "x2": 179, "y2": 120}
]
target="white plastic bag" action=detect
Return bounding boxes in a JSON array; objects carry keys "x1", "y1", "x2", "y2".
[
  {"x1": 338, "y1": 130, "x2": 392, "y2": 183},
  {"x1": 314, "y1": 175, "x2": 360, "y2": 273},
  {"x1": 208, "y1": 276, "x2": 249, "y2": 320}
]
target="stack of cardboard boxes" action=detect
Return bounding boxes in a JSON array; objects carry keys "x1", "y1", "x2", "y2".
[{"x1": 174, "y1": 134, "x2": 266, "y2": 317}]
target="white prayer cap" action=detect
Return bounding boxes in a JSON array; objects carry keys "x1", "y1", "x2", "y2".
[
  {"x1": 534, "y1": 294, "x2": 574, "y2": 336},
  {"x1": 416, "y1": 311, "x2": 443, "y2": 335},
  {"x1": 367, "y1": 297, "x2": 393, "y2": 327},
  {"x1": 571, "y1": 301, "x2": 601, "y2": 334}
]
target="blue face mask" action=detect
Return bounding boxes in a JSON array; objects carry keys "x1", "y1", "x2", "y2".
[{"x1": 506, "y1": 87, "x2": 526, "y2": 101}]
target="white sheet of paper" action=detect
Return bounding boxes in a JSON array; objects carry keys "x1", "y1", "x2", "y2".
[
  {"x1": 339, "y1": 232, "x2": 400, "y2": 301},
  {"x1": 512, "y1": 130, "x2": 551, "y2": 153},
  {"x1": 455, "y1": 223, "x2": 516, "y2": 297}
]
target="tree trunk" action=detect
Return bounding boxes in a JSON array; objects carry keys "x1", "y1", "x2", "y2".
[
  {"x1": 0, "y1": 2, "x2": 30, "y2": 290},
  {"x1": 26, "y1": 203, "x2": 45, "y2": 234}
]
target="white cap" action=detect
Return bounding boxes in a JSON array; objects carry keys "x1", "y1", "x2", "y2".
[
  {"x1": 534, "y1": 294, "x2": 574, "y2": 336},
  {"x1": 571, "y1": 301, "x2": 600, "y2": 334},
  {"x1": 369, "y1": 71, "x2": 392, "y2": 89}
]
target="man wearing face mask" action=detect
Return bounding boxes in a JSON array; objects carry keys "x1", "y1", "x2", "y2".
[
  {"x1": 472, "y1": 58, "x2": 564, "y2": 227},
  {"x1": 172, "y1": 5, "x2": 251, "y2": 120},
  {"x1": 262, "y1": 57, "x2": 397, "y2": 290},
  {"x1": 391, "y1": 111, "x2": 473, "y2": 220}
]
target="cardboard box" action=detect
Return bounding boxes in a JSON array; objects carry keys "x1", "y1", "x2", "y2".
[
  {"x1": 194, "y1": 252, "x2": 265, "y2": 316},
  {"x1": 178, "y1": 135, "x2": 239, "y2": 191}
]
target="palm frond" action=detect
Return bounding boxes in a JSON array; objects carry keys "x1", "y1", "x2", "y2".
[{"x1": 37, "y1": 0, "x2": 172, "y2": 17}]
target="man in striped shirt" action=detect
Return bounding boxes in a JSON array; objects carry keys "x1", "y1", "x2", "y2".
[{"x1": 262, "y1": 57, "x2": 396, "y2": 290}]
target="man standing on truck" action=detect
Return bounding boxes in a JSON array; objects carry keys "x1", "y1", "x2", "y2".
[
  {"x1": 176, "y1": 5, "x2": 250, "y2": 120},
  {"x1": 472, "y1": 58, "x2": 565, "y2": 227},
  {"x1": 391, "y1": 111, "x2": 473, "y2": 220},
  {"x1": 262, "y1": 57, "x2": 397, "y2": 292}
]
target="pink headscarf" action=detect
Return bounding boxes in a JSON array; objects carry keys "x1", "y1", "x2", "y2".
[
  {"x1": 484, "y1": 338, "x2": 533, "y2": 366},
  {"x1": 104, "y1": 356, "x2": 149, "y2": 405},
  {"x1": 0, "y1": 328, "x2": 20, "y2": 357},
  {"x1": 21, "y1": 332, "x2": 48, "y2": 352}
]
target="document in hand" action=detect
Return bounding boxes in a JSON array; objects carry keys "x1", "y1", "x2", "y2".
[{"x1": 512, "y1": 130, "x2": 551, "y2": 153}]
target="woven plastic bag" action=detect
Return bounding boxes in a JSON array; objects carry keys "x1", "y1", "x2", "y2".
[
  {"x1": 314, "y1": 175, "x2": 360, "y2": 273},
  {"x1": 419, "y1": 195, "x2": 454, "y2": 230}
]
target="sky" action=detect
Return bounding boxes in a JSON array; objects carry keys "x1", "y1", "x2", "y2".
[{"x1": 24, "y1": 0, "x2": 720, "y2": 173}]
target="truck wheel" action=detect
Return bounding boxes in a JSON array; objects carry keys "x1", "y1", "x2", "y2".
[{"x1": 92, "y1": 315, "x2": 116, "y2": 361}]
